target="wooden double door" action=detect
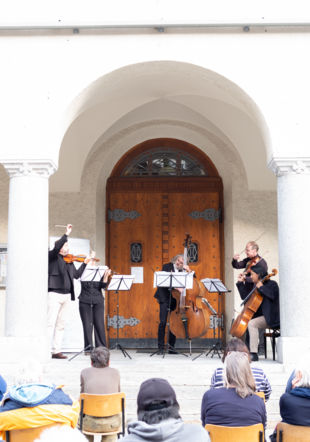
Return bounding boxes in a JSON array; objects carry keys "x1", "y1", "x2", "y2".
[{"x1": 106, "y1": 177, "x2": 224, "y2": 347}]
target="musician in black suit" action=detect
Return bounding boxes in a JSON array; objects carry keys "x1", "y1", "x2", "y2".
[
  {"x1": 48, "y1": 224, "x2": 88, "y2": 359},
  {"x1": 154, "y1": 255, "x2": 191, "y2": 353},
  {"x1": 236, "y1": 263, "x2": 280, "y2": 361}
]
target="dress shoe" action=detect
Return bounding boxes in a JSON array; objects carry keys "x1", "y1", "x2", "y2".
[
  {"x1": 250, "y1": 352, "x2": 259, "y2": 362},
  {"x1": 52, "y1": 352, "x2": 67, "y2": 359},
  {"x1": 168, "y1": 349, "x2": 178, "y2": 355}
]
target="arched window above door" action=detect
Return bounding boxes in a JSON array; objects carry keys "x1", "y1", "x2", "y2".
[
  {"x1": 110, "y1": 138, "x2": 220, "y2": 178},
  {"x1": 122, "y1": 148, "x2": 207, "y2": 177}
]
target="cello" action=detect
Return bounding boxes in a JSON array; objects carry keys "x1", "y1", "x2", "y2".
[
  {"x1": 230, "y1": 268, "x2": 278, "y2": 338},
  {"x1": 169, "y1": 234, "x2": 210, "y2": 341}
]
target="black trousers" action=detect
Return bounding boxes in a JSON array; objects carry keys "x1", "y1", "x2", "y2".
[
  {"x1": 79, "y1": 302, "x2": 106, "y2": 350},
  {"x1": 158, "y1": 298, "x2": 176, "y2": 349}
]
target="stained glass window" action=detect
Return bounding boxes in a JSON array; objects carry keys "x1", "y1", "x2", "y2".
[
  {"x1": 187, "y1": 242, "x2": 199, "y2": 263},
  {"x1": 122, "y1": 148, "x2": 207, "y2": 177}
]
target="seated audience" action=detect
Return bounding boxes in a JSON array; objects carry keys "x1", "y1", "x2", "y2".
[
  {"x1": 201, "y1": 351, "x2": 266, "y2": 428},
  {"x1": 0, "y1": 361, "x2": 79, "y2": 440},
  {"x1": 0, "y1": 375, "x2": 6, "y2": 402},
  {"x1": 35, "y1": 425, "x2": 87, "y2": 442},
  {"x1": 123, "y1": 377, "x2": 210, "y2": 441},
  {"x1": 80, "y1": 346, "x2": 121, "y2": 442},
  {"x1": 269, "y1": 366, "x2": 310, "y2": 441},
  {"x1": 210, "y1": 337, "x2": 271, "y2": 400}
]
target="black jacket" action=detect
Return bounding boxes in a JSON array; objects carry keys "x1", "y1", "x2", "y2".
[
  {"x1": 237, "y1": 279, "x2": 280, "y2": 328},
  {"x1": 48, "y1": 234, "x2": 86, "y2": 301},
  {"x1": 154, "y1": 262, "x2": 175, "y2": 304},
  {"x1": 79, "y1": 280, "x2": 108, "y2": 305}
]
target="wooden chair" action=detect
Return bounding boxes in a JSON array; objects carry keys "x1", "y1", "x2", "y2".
[
  {"x1": 255, "y1": 391, "x2": 265, "y2": 402},
  {"x1": 79, "y1": 392, "x2": 125, "y2": 439},
  {"x1": 205, "y1": 423, "x2": 264, "y2": 441},
  {"x1": 5, "y1": 423, "x2": 58, "y2": 442},
  {"x1": 277, "y1": 422, "x2": 310, "y2": 441},
  {"x1": 264, "y1": 327, "x2": 280, "y2": 360}
]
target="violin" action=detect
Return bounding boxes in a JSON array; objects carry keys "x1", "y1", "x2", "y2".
[
  {"x1": 230, "y1": 268, "x2": 278, "y2": 338},
  {"x1": 63, "y1": 254, "x2": 101, "y2": 264}
]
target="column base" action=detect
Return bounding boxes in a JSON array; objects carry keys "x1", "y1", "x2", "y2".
[
  {"x1": 278, "y1": 336, "x2": 310, "y2": 366},
  {"x1": 0, "y1": 336, "x2": 50, "y2": 363}
]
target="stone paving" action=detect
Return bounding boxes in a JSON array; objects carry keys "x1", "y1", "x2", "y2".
[{"x1": 0, "y1": 348, "x2": 291, "y2": 439}]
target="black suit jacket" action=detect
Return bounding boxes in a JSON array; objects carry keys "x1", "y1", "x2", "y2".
[
  {"x1": 154, "y1": 262, "x2": 177, "y2": 304},
  {"x1": 48, "y1": 234, "x2": 86, "y2": 301},
  {"x1": 237, "y1": 279, "x2": 280, "y2": 328}
]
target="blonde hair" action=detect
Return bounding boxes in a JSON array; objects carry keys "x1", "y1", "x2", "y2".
[{"x1": 224, "y1": 352, "x2": 256, "y2": 398}]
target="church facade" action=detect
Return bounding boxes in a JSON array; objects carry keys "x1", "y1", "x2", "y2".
[{"x1": 0, "y1": 1, "x2": 309, "y2": 363}]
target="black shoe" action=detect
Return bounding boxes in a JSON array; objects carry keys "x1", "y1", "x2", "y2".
[
  {"x1": 168, "y1": 348, "x2": 178, "y2": 354},
  {"x1": 250, "y1": 352, "x2": 259, "y2": 362}
]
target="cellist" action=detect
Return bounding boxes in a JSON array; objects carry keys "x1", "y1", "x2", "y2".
[
  {"x1": 236, "y1": 263, "x2": 280, "y2": 361},
  {"x1": 154, "y1": 254, "x2": 192, "y2": 354}
]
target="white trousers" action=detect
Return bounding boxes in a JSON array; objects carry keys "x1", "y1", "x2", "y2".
[
  {"x1": 248, "y1": 315, "x2": 268, "y2": 353},
  {"x1": 47, "y1": 292, "x2": 71, "y2": 354}
]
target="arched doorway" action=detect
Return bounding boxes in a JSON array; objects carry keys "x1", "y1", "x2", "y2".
[{"x1": 106, "y1": 138, "x2": 224, "y2": 348}]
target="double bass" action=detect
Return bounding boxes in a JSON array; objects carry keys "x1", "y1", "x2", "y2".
[
  {"x1": 169, "y1": 234, "x2": 210, "y2": 340},
  {"x1": 230, "y1": 268, "x2": 278, "y2": 338}
]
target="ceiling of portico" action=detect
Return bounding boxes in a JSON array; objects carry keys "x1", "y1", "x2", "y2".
[{"x1": 50, "y1": 61, "x2": 276, "y2": 193}]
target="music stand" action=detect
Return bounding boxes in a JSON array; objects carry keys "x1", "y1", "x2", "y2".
[
  {"x1": 107, "y1": 275, "x2": 134, "y2": 359},
  {"x1": 193, "y1": 278, "x2": 230, "y2": 360},
  {"x1": 150, "y1": 271, "x2": 193, "y2": 358}
]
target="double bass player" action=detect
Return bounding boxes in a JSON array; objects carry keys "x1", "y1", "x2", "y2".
[
  {"x1": 236, "y1": 263, "x2": 280, "y2": 361},
  {"x1": 154, "y1": 254, "x2": 192, "y2": 354}
]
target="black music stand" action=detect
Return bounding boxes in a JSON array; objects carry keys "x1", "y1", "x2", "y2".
[
  {"x1": 150, "y1": 271, "x2": 193, "y2": 358},
  {"x1": 193, "y1": 278, "x2": 230, "y2": 360},
  {"x1": 107, "y1": 275, "x2": 134, "y2": 359}
]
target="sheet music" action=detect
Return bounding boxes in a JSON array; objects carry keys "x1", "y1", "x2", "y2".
[
  {"x1": 107, "y1": 275, "x2": 135, "y2": 291},
  {"x1": 80, "y1": 265, "x2": 108, "y2": 282},
  {"x1": 201, "y1": 278, "x2": 229, "y2": 293},
  {"x1": 153, "y1": 271, "x2": 194, "y2": 289}
]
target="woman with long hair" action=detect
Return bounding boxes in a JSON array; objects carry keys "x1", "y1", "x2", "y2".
[{"x1": 201, "y1": 351, "x2": 266, "y2": 428}]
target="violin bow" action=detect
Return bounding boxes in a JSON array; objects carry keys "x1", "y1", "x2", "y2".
[{"x1": 237, "y1": 231, "x2": 266, "y2": 256}]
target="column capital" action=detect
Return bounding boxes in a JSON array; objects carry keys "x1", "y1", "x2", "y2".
[
  {"x1": 1, "y1": 159, "x2": 57, "y2": 178},
  {"x1": 268, "y1": 157, "x2": 310, "y2": 177}
]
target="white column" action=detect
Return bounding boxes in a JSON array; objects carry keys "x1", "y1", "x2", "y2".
[
  {"x1": 269, "y1": 157, "x2": 310, "y2": 364},
  {"x1": 0, "y1": 160, "x2": 56, "y2": 362}
]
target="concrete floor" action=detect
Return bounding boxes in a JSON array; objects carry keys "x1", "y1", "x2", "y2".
[{"x1": 0, "y1": 347, "x2": 290, "y2": 439}]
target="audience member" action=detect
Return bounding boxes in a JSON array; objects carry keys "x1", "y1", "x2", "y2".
[
  {"x1": 123, "y1": 377, "x2": 210, "y2": 441},
  {"x1": 80, "y1": 346, "x2": 121, "y2": 442},
  {"x1": 201, "y1": 352, "x2": 266, "y2": 428},
  {"x1": 269, "y1": 366, "x2": 310, "y2": 441},
  {"x1": 35, "y1": 425, "x2": 87, "y2": 441},
  {"x1": 0, "y1": 375, "x2": 6, "y2": 402},
  {"x1": 0, "y1": 361, "x2": 79, "y2": 439},
  {"x1": 210, "y1": 337, "x2": 271, "y2": 400}
]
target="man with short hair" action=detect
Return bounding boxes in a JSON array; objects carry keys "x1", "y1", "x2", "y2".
[
  {"x1": 123, "y1": 377, "x2": 210, "y2": 441},
  {"x1": 232, "y1": 241, "x2": 268, "y2": 283},
  {"x1": 48, "y1": 224, "x2": 88, "y2": 359},
  {"x1": 80, "y1": 347, "x2": 121, "y2": 442}
]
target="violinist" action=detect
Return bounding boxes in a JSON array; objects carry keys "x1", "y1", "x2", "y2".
[
  {"x1": 78, "y1": 253, "x2": 112, "y2": 353},
  {"x1": 48, "y1": 224, "x2": 88, "y2": 359},
  {"x1": 232, "y1": 241, "x2": 267, "y2": 284},
  {"x1": 236, "y1": 263, "x2": 280, "y2": 361},
  {"x1": 154, "y1": 254, "x2": 192, "y2": 354}
]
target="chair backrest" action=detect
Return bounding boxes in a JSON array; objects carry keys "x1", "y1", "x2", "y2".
[
  {"x1": 79, "y1": 392, "x2": 125, "y2": 417},
  {"x1": 5, "y1": 423, "x2": 59, "y2": 442},
  {"x1": 277, "y1": 422, "x2": 310, "y2": 442},
  {"x1": 205, "y1": 423, "x2": 264, "y2": 442},
  {"x1": 79, "y1": 392, "x2": 125, "y2": 436},
  {"x1": 255, "y1": 391, "x2": 266, "y2": 402}
]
